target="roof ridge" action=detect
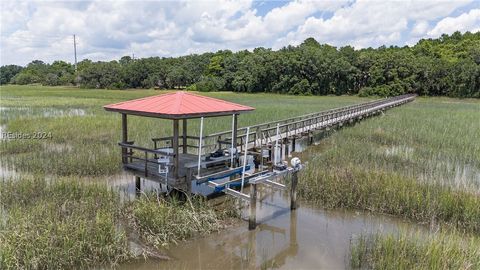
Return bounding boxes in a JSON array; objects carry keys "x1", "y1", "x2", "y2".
[
  {"x1": 173, "y1": 91, "x2": 185, "y2": 114},
  {"x1": 184, "y1": 92, "x2": 254, "y2": 110},
  {"x1": 103, "y1": 91, "x2": 176, "y2": 108}
]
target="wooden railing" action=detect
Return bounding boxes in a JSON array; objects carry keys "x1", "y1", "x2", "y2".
[{"x1": 119, "y1": 142, "x2": 175, "y2": 177}]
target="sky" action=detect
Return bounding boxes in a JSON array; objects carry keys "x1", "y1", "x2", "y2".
[{"x1": 1, "y1": 0, "x2": 479, "y2": 66}]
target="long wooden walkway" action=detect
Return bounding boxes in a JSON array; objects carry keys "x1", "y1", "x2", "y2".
[{"x1": 207, "y1": 94, "x2": 416, "y2": 151}]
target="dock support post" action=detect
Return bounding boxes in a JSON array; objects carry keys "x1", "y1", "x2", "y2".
[
  {"x1": 290, "y1": 208, "x2": 298, "y2": 250},
  {"x1": 173, "y1": 119, "x2": 179, "y2": 179},
  {"x1": 182, "y1": 119, "x2": 187, "y2": 154},
  {"x1": 249, "y1": 183, "x2": 257, "y2": 230},
  {"x1": 232, "y1": 114, "x2": 238, "y2": 167},
  {"x1": 135, "y1": 176, "x2": 141, "y2": 196},
  {"x1": 121, "y1": 113, "x2": 128, "y2": 164},
  {"x1": 285, "y1": 139, "x2": 289, "y2": 157},
  {"x1": 290, "y1": 170, "x2": 298, "y2": 210},
  {"x1": 292, "y1": 137, "x2": 296, "y2": 152}
]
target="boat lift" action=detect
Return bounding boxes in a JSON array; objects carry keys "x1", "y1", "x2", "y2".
[{"x1": 192, "y1": 116, "x2": 303, "y2": 230}]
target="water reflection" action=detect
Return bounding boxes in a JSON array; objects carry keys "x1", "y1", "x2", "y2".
[
  {"x1": 105, "y1": 172, "x2": 168, "y2": 203},
  {"x1": 118, "y1": 186, "x2": 424, "y2": 270},
  {"x1": 0, "y1": 106, "x2": 87, "y2": 123},
  {"x1": 0, "y1": 161, "x2": 18, "y2": 179},
  {"x1": 0, "y1": 125, "x2": 6, "y2": 140}
]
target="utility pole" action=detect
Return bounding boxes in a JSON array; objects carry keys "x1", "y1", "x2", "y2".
[{"x1": 73, "y1": 34, "x2": 78, "y2": 72}]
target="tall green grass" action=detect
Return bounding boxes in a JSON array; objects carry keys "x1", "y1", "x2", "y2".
[
  {"x1": 299, "y1": 98, "x2": 480, "y2": 232},
  {"x1": 0, "y1": 177, "x2": 238, "y2": 269},
  {"x1": 350, "y1": 232, "x2": 480, "y2": 269},
  {"x1": 0, "y1": 177, "x2": 131, "y2": 269},
  {"x1": 124, "y1": 194, "x2": 237, "y2": 248},
  {"x1": 300, "y1": 167, "x2": 480, "y2": 233}
]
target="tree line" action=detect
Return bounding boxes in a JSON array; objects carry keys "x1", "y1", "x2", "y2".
[{"x1": 1, "y1": 31, "x2": 479, "y2": 98}]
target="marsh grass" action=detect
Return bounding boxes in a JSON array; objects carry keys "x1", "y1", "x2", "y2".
[
  {"x1": 0, "y1": 85, "x2": 367, "y2": 177},
  {"x1": 299, "y1": 98, "x2": 480, "y2": 232},
  {"x1": 350, "y1": 232, "x2": 480, "y2": 269},
  {"x1": 2, "y1": 85, "x2": 479, "y2": 267},
  {"x1": 300, "y1": 167, "x2": 480, "y2": 233},
  {"x1": 124, "y1": 193, "x2": 237, "y2": 248},
  {"x1": 0, "y1": 177, "x2": 131, "y2": 269}
]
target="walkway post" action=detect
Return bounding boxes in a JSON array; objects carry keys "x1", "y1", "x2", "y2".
[{"x1": 249, "y1": 182, "x2": 257, "y2": 230}]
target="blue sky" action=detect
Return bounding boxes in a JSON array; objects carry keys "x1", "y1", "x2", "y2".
[{"x1": 1, "y1": 0, "x2": 479, "y2": 66}]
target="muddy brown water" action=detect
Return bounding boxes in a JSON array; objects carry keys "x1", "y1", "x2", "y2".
[{"x1": 117, "y1": 186, "x2": 424, "y2": 270}]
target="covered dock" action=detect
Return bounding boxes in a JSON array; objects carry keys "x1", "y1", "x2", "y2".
[{"x1": 104, "y1": 91, "x2": 255, "y2": 194}]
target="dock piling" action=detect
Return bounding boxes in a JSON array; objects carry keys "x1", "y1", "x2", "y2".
[
  {"x1": 249, "y1": 183, "x2": 258, "y2": 230},
  {"x1": 285, "y1": 139, "x2": 290, "y2": 157},
  {"x1": 290, "y1": 170, "x2": 298, "y2": 210},
  {"x1": 135, "y1": 176, "x2": 141, "y2": 196}
]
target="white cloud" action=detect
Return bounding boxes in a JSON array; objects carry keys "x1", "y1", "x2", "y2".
[
  {"x1": 428, "y1": 8, "x2": 480, "y2": 37},
  {"x1": 0, "y1": 0, "x2": 478, "y2": 66},
  {"x1": 411, "y1": 21, "x2": 430, "y2": 36},
  {"x1": 274, "y1": 0, "x2": 474, "y2": 49}
]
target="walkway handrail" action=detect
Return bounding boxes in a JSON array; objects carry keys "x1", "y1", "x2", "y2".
[
  {"x1": 207, "y1": 94, "x2": 415, "y2": 139},
  {"x1": 118, "y1": 142, "x2": 175, "y2": 156},
  {"x1": 206, "y1": 94, "x2": 415, "y2": 146}
]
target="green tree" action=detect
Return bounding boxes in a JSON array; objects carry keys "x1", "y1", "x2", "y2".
[{"x1": 0, "y1": 65, "x2": 23, "y2": 84}]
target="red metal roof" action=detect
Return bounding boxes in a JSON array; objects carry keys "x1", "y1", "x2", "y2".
[{"x1": 103, "y1": 91, "x2": 255, "y2": 119}]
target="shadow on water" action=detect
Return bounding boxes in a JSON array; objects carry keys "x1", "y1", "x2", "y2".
[{"x1": 105, "y1": 172, "x2": 168, "y2": 203}]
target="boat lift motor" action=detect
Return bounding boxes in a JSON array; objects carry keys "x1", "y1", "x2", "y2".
[{"x1": 157, "y1": 148, "x2": 172, "y2": 185}]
